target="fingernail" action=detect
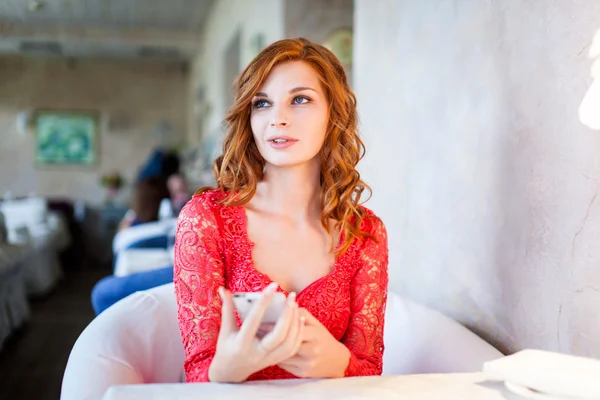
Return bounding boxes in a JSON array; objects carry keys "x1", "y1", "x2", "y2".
[
  {"x1": 267, "y1": 282, "x2": 278, "y2": 292},
  {"x1": 217, "y1": 287, "x2": 224, "y2": 297}
]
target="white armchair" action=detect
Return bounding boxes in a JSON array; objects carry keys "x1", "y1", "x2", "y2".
[
  {"x1": 61, "y1": 284, "x2": 503, "y2": 400},
  {"x1": 111, "y1": 219, "x2": 177, "y2": 277},
  {"x1": 382, "y1": 293, "x2": 503, "y2": 374},
  {"x1": 112, "y1": 219, "x2": 177, "y2": 255},
  {"x1": 61, "y1": 284, "x2": 184, "y2": 400},
  {"x1": 0, "y1": 197, "x2": 48, "y2": 236},
  {"x1": 0, "y1": 197, "x2": 63, "y2": 296}
]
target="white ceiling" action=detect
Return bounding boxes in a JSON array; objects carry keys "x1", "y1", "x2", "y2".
[{"x1": 0, "y1": 0, "x2": 215, "y2": 59}]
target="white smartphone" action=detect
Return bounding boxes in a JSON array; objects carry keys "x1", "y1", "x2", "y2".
[{"x1": 232, "y1": 292, "x2": 286, "y2": 336}]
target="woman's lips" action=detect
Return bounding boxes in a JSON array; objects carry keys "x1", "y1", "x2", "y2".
[{"x1": 268, "y1": 137, "x2": 298, "y2": 149}]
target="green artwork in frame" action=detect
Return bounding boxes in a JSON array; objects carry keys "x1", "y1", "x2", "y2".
[{"x1": 35, "y1": 111, "x2": 98, "y2": 166}]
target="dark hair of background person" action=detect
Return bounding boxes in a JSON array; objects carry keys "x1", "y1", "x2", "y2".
[
  {"x1": 161, "y1": 152, "x2": 180, "y2": 179},
  {"x1": 131, "y1": 177, "x2": 170, "y2": 223},
  {"x1": 137, "y1": 149, "x2": 181, "y2": 183}
]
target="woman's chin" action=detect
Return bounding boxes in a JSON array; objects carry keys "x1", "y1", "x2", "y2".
[
  {"x1": 262, "y1": 154, "x2": 308, "y2": 169},
  {"x1": 264, "y1": 159, "x2": 305, "y2": 169}
]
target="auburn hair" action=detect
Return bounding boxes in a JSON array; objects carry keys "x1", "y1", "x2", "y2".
[{"x1": 198, "y1": 37, "x2": 373, "y2": 255}]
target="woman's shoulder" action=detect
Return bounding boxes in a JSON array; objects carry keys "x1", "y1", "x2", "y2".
[
  {"x1": 179, "y1": 189, "x2": 228, "y2": 219},
  {"x1": 191, "y1": 188, "x2": 228, "y2": 205},
  {"x1": 357, "y1": 205, "x2": 387, "y2": 238}
]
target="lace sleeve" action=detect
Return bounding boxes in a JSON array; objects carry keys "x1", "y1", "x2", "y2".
[
  {"x1": 342, "y1": 215, "x2": 389, "y2": 377},
  {"x1": 173, "y1": 195, "x2": 225, "y2": 382}
]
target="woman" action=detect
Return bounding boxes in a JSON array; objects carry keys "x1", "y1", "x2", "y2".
[{"x1": 174, "y1": 37, "x2": 389, "y2": 383}]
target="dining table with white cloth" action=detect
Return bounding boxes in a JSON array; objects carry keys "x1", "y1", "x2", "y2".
[{"x1": 102, "y1": 373, "x2": 525, "y2": 400}]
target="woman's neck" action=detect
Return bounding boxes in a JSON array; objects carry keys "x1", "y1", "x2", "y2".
[{"x1": 251, "y1": 162, "x2": 321, "y2": 221}]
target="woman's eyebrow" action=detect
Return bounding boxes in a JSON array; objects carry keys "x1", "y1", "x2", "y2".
[
  {"x1": 254, "y1": 86, "x2": 318, "y2": 98},
  {"x1": 289, "y1": 86, "x2": 317, "y2": 94}
]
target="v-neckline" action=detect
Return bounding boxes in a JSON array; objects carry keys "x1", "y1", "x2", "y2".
[{"x1": 233, "y1": 204, "x2": 345, "y2": 297}]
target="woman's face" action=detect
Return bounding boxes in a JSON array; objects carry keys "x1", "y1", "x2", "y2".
[{"x1": 250, "y1": 61, "x2": 329, "y2": 169}]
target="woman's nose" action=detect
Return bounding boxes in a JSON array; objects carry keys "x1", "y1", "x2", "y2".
[{"x1": 269, "y1": 105, "x2": 290, "y2": 127}]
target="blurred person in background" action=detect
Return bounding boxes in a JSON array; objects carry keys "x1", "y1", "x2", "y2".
[
  {"x1": 167, "y1": 174, "x2": 191, "y2": 216},
  {"x1": 118, "y1": 177, "x2": 170, "y2": 231}
]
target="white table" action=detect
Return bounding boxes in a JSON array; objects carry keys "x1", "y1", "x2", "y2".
[
  {"x1": 113, "y1": 249, "x2": 174, "y2": 277},
  {"x1": 102, "y1": 373, "x2": 523, "y2": 400}
]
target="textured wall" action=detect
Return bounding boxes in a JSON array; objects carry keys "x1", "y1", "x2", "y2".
[
  {"x1": 355, "y1": 0, "x2": 600, "y2": 357},
  {"x1": 0, "y1": 57, "x2": 188, "y2": 204}
]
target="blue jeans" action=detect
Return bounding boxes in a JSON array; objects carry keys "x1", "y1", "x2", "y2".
[{"x1": 91, "y1": 266, "x2": 174, "y2": 315}]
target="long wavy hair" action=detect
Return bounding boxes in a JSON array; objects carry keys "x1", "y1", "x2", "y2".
[{"x1": 199, "y1": 37, "x2": 374, "y2": 255}]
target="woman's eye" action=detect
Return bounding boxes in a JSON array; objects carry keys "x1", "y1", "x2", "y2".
[
  {"x1": 253, "y1": 99, "x2": 269, "y2": 108},
  {"x1": 292, "y1": 96, "x2": 310, "y2": 105}
]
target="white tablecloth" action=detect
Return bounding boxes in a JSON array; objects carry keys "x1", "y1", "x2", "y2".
[
  {"x1": 102, "y1": 373, "x2": 522, "y2": 400},
  {"x1": 113, "y1": 249, "x2": 174, "y2": 277}
]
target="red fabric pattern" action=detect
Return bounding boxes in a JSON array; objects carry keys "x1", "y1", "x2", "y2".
[{"x1": 173, "y1": 190, "x2": 389, "y2": 382}]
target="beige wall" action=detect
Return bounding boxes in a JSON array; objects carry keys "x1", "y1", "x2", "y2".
[
  {"x1": 355, "y1": 0, "x2": 600, "y2": 357},
  {"x1": 0, "y1": 56, "x2": 189, "y2": 205}
]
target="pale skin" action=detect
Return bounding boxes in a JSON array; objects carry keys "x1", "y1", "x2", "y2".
[{"x1": 208, "y1": 61, "x2": 351, "y2": 383}]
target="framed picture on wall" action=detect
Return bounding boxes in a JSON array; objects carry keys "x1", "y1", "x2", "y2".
[{"x1": 34, "y1": 110, "x2": 99, "y2": 166}]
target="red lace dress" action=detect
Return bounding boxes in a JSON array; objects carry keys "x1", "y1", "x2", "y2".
[{"x1": 173, "y1": 190, "x2": 389, "y2": 382}]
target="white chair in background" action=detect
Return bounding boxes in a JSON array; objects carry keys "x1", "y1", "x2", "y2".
[
  {"x1": 0, "y1": 196, "x2": 49, "y2": 236},
  {"x1": 111, "y1": 219, "x2": 177, "y2": 277},
  {"x1": 0, "y1": 197, "x2": 63, "y2": 296},
  {"x1": 112, "y1": 218, "x2": 177, "y2": 255},
  {"x1": 61, "y1": 283, "x2": 503, "y2": 400}
]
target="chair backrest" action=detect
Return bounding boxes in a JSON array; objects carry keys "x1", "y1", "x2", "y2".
[
  {"x1": 126, "y1": 236, "x2": 168, "y2": 250},
  {"x1": 382, "y1": 293, "x2": 503, "y2": 375},
  {"x1": 112, "y1": 219, "x2": 177, "y2": 254},
  {"x1": 0, "y1": 197, "x2": 48, "y2": 231},
  {"x1": 62, "y1": 284, "x2": 503, "y2": 399},
  {"x1": 61, "y1": 283, "x2": 184, "y2": 400}
]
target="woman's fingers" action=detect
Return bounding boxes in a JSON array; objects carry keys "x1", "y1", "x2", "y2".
[
  {"x1": 274, "y1": 316, "x2": 306, "y2": 373},
  {"x1": 238, "y1": 282, "x2": 278, "y2": 341},
  {"x1": 285, "y1": 298, "x2": 301, "y2": 344},
  {"x1": 261, "y1": 292, "x2": 297, "y2": 352},
  {"x1": 299, "y1": 308, "x2": 322, "y2": 327},
  {"x1": 285, "y1": 313, "x2": 306, "y2": 360},
  {"x1": 218, "y1": 287, "x2": 237, "y2": 338},
  {"x1": 297, "y1": 324, "x2": 318, "y2": 344}
]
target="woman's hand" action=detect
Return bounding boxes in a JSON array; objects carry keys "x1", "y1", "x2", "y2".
[
  {"x1": 208, "y1": 283, "x2": 305, "y2": 383},
  {"x1": 277, "y1": 309, "x2": 351, "y2": 379}
]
